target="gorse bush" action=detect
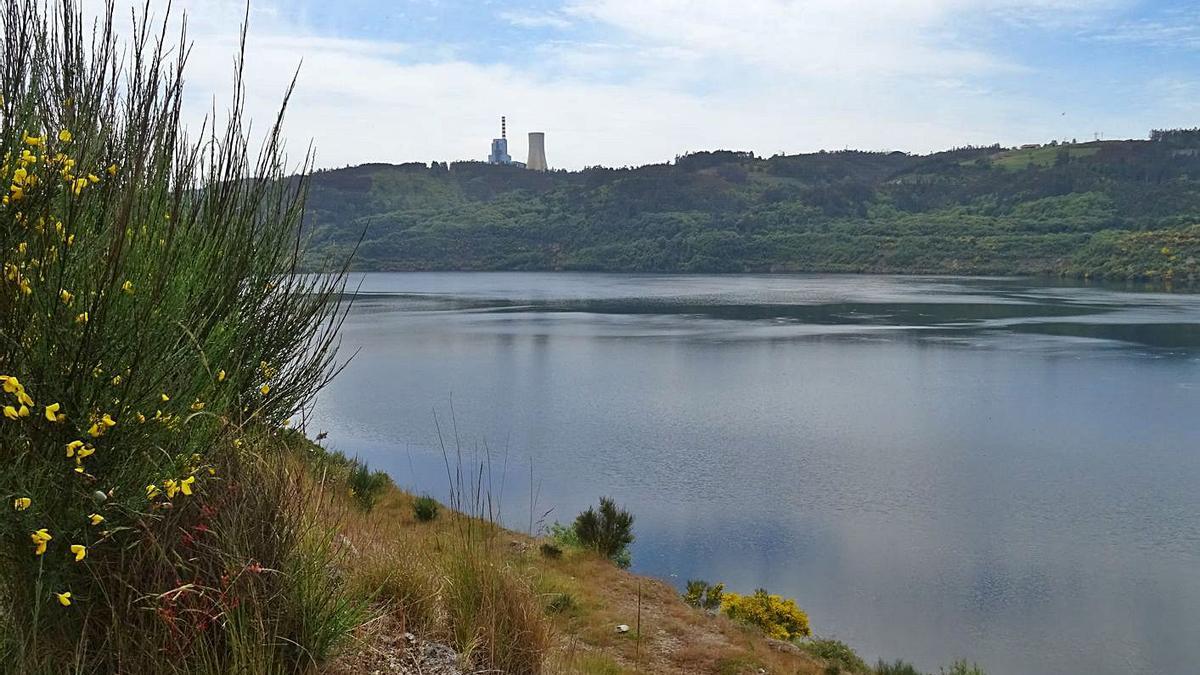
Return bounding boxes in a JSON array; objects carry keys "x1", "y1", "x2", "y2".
[
  {"x1": 683, "y1": 578, "x2": 725, "y2": 612},
  {"x1": 572, "y1": 496, "x2": 634, "y2": 568},
  {"x1": 721, "y1": 588, "x2": 811, "y2": 641},
  {"x1": 0, "y1": 0, "x2": 349, "y2": 671}
]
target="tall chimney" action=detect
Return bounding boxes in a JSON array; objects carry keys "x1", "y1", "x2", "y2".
[
  {"x1": 501, "y1": 116, "x2": 506, "y2": 140},
  {"x1": 527, "y1": 132, "x2": 547, "y2": 172}
]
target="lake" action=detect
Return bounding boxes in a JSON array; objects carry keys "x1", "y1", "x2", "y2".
[{"x1": 308, "y1": 272, "x2": 1200, "y2": 675}]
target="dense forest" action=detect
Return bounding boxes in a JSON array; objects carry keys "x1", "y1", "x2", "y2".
[{"x1": 302, "y1": 132, "x2": 1200, "y2": 282}]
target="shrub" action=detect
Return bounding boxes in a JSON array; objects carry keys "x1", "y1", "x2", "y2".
[
  {"x1": 0, "y1": 0, "x2": 350, "y2": 670},
  {"x1": 875, "y1": 660, "x2": 927, "y2": 675},
  {"x1": 547, "y1": 521, "x2": 581, "y2": 549},
  {"x1": 796, "y1": 638, "x2": 869, "y2": 674},
  {"x1": 572, "y1": 497, "x2": 634, "y2": 568},
  {"x1": 721, "y1": 588, "x2": 811, "y2": 641},
  {"x1": 683, "y1": 579, "x2": 725, "y2": 612},
  {"x1": 347, "y1": 460, "x2": 390, "y2": 512},
  {"x1": 539, "y1": 542, "x2": 562, "y2": 559},
  {"x1": 413, "y1": 495, "x2": 440, "y2": 522}
]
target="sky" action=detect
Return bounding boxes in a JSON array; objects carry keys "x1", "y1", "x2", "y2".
[{"x1": 105, "y1": 0, "x2": 1200, "y2": 170}]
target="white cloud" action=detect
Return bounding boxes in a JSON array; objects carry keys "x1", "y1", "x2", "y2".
[
  {"x1": 93, "y1": 0, "x2": 1151, "y2": 170},
  {"x1": 498, "y1": 9, "x2": 574, "y2": 29}
]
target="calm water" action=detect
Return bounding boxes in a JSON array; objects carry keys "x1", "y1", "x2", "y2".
[{"x1": 309, "y1": 273, "x2": 1200, "y2": 675}]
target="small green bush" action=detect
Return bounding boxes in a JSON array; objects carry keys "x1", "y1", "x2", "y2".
[
  {"x1": 547, "y1": 521, "x2": 581, "y2": 549},
  {"x1": 412, "y1": 495, "x2": 440, "y2": 522},
  {"x1": 875, "y1": 660, "x2": 926, "y2": 675},
  {"x1": 572, "y1": 497, "x2": 634, "y2": 568},
  {"x1": 683, "y1": 579, "x2": 725, "y2": 612},
  {"x1": 797, "y1": 638, "x2": 869, "y2": 673},
  {"x1": 539, "y1": 542, "x2": 562, "y2": 559},
  {"x1": 348, "y1": 460, "x2": 391, "y2": 512}
]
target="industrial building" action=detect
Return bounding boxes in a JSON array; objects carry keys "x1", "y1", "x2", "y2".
[
  {"x1": 487, "y1": 117, "x2": 512, "y2": 165},
  {"x1": 485, "y1": 117, "x2": 547, "y2": 170}
]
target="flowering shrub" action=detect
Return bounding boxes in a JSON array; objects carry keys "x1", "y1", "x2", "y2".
[
  {"x1": 721, "y1": 588, "x2": 811, "y2": 641},
  {"x1": 0, "y1": 0, "x2": 349, "y2": 670}
]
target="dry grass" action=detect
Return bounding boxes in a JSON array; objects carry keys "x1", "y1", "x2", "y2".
[{"x1": 315, "y1": 463, "x2": 829, "y2": 675}]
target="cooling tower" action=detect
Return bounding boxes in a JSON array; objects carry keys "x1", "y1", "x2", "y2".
[{"x1": 527, "y1": 132, "x2": 547, "y2": 172}]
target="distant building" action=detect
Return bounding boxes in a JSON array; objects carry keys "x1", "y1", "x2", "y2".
[
  {"x1": 527, "y1": 132, "x2": 547, "y2": 171},
  {"x1": 487, "y1": 117, "x2": 512, "y2": 165}
]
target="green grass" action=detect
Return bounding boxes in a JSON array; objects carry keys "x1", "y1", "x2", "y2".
[{"x1": 989, "y1": 144, "x2": 1102, "y2": 170}]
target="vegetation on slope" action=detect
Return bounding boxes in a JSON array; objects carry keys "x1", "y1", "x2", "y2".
[
  {"x1": 302, "y1": 140, "x2": 1200, "y2": 283},
  {"x1": 0, "y1": 1, "x2": 350, "y2": 671}
]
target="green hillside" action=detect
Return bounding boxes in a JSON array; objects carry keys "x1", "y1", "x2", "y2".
[{"x1": 302, "y1": 133, "x2": 1200, "y2": 283}]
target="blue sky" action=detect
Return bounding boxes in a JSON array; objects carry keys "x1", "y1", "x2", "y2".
[{"x1": 156, "y1": 0, "x2": 1200, "y2": 169}]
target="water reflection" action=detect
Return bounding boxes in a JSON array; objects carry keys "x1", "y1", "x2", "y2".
[{"x1": 310, "y1": 273, "x2": 1200, "y2": 675}]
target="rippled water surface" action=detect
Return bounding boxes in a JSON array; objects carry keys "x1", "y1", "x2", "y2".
[{"x1": 309, "y1": 273, "x2": 1200, "y2": 675}]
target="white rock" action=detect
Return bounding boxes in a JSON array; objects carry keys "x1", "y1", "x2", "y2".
[{"x1": 615, "y1": 624, "x2": 630, "y2": 633}]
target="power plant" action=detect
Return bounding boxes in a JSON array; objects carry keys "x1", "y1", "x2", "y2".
[
  {"x1": 485, "y1": 117, "x2": 546, "y2": 171},
  {"x1": 526, "y1": 132, "x2": 547, "y2": 172},
  {"x1": 487, "y1": 116, "x2": 512, "y2": 165}
]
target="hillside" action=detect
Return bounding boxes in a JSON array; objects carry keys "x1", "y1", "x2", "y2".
[{"x1": 301, "y1": 134, "x2": 1200, "y2": 283}]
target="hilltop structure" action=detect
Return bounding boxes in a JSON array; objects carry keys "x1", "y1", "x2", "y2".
[
  {"x1": 487, "y1": 117, "x2": 512, "y2": 165},
  {"x1": 527, "y1": 131, "x2": 547, "y2": 171}
]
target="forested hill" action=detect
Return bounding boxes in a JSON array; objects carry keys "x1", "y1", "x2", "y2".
[{"x1": 302, "y1": 132, "x2": 1200, "y2": 282}]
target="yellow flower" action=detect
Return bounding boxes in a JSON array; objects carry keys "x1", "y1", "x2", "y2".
[
  {"x1": 217, "y1": 369, "x2": 226, "y2": 382},
  {"x1": 121, "y1": 280, "x2": 133, "y2": 294},
  {"x1": 3, "y1": 405, "x2": 17, "y2": 420},
  {"x1": 163, "y1": 479, "x2": 179, "y2": 499},
  {"x1": 135, "y1": 412, "x2": 146, "y2": 423},
  {"x1": 76, "y1": 445, "x2": 95, "y2": 460},
  {"x1": 69, "y1": 544, "x2": 86, "y2": 562},
  {"x1": 17, "y1": 241, "x2": 26, "y2": 254},
  {"x1": 259, "y1": 383, "x2": 270, "y2": 396},
  {"x1": 54, "y1": 591, "x2": 71, "y2": 606},
  {"x1": 17, "y1": 390, "x2": 33, "y2": 407},
  {"x1": 31, "y1": 528, "x2": 51, "y2": 555},
  {"x1": 87, "y1": 423, "x2": 101, "y2": 437},
  {"x1": 58, "y1": 129, "x2": 72, "y2": 143},
  {"x1": 111, "y1": 375, "x2": 122, "y2": 386},
  {"x1": 161, "y1": 393, "x2": 170, "y2": 402},
  {"x1": 44, "y1": 403, "x2": 64, "y2": 423},
  {"x1": 0, "y1": 375, "x2": 20, "y2": 393},
  {"x1": 100, "y1": 413, "x2": 115, "y2": 428},
  {"x1": 72, "y1": 177, "x2": 87, "y2": 195},
  {"x1": 13, "y1": 497, "x2": 31, "y2": 511},
  {"x1": 190, "y1": 400, "x2": 204, "y2": 411},
  {"x1": 87, "y1": 173, "x2": 99, "y2": 184},
  {"x1": 59, "y1": 289, "x2": 73, "y2": 304},
  {"x1": 66, "y1": 234, "x2": 74, "y2": 246},
  {"x1": 106, "y1": 163, "x2": 118, "y2": 176},
  {"x1": 66, "y1": 440, "x2": 84, "y2": 457},
  {"x1": 88, "y1": 513, "x2": 104, "y2": 526},
  {"x1": 180, "y1": 475, "x2": 195, "y2": 496},
  {"x1": 23, "y1": 133, "x2": 44, "y2": 147},
  {"x1": 145, "y1": 484, "x2": 161, "y2": 499},
  {"x1": 75, "y1": 312, "x2": 88, "y2": 324}
]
